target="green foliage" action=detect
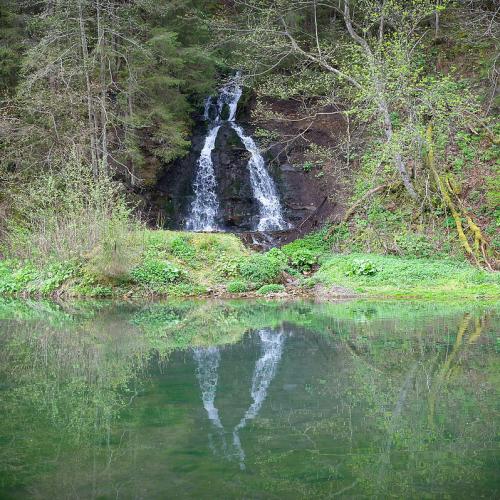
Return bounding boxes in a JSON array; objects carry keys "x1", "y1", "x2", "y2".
[
  {"x1": 32, "y1": 262, "x2": 78, "y2": 295},
  {"x1": 0, "y1": 1, "x2": 24, "y2": 96},
  {"x1": 345, "y1": 259, "x2": 379, "y2": 277},
  {"x1": 3, "y1": 154, "x2": 140, "y2": 276},
  {"x1": 285, "y1": 248, "x2": 318, "y2": 272},
  {"x1": 0, "y1": 0, "x2": 220, "y2": 194},
  {"x1": 227, "y1": 281, "x2": 249, "y2": 293},
  {"x1": 302, "y1": 161, "x2": 314, "y2": 173},
  {"x1": 257, "y1": 283, "x2": 285, "y2": 295},
  {"x1": 281, "y1": 229, "x2": 331, "y2": 272},
  {"x1": 394, "y1": 232, "x2": 435, "y2": 258},
  {"x1": 282, "y1": 228, "x2": 331, "y2": 256},
  {"x1": 170, "y1": 236, "x2": 196, "y2": 260},
  {"x1": 72, "y1": 274, "x2": 113, "y2": 298},
  {"x1": 485, "y1": 174, "x2": 500, "y2": 212},
  {"x1": 253, "y1": 127, "x2": 279, "y2": 146},
  {"x1": 0, "y1": 259, "x2": 79, "y2": 295},
  {"x1": 239, "y1": 253, "x2": 285, "y2": 285},
  {"x1": 166, "y1": 283, "x2": 208, "y2": 296},
  {"x1": 131, "y1": 259, "x2": 182, "y2": 286},
  {"x1": 315, "y1": 253, "x2": 499, "y2": 298},
  {"x1": 0, "y1": 261, "x2": 37, "y2": 294}
]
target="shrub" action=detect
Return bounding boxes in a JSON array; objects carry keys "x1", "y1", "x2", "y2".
[
  {"x1": 394, "y1": 232, "x2": 435, "y2": 258},
  {"x1": 227, "y1": 281, "x2": 248, "y2": 293},
  {"x1": 257, "y1": 284, "x2": 285, "y2": 295},
  {"x1": 302, "y1": 161, "x2": 314, "y2": 172},
  {"x1": 282, "y1": 230, "x2": 330, "y2": 255},
  {"x1": 131, "y1": 259, "x2": 182, "y2": 285},
  {"x1": 287, "y1": 248, "x2": 318, "y2": 272},
  {"x1": 214, "y1": 255, "x2": 244, "y2": 278},
  {"x1": 239, "y1": 253, "x2": 284, "y2": 285},
  {"x1": 281, "y1": 231, "x2": 330, "y2": 272},
  {"x1": 0, "y1": 261, "x2": 37, "y2": 294},
  {"x1": 0, "y1": 259, "x2": 79, "y2": 295},
  {"x1": 345, "y1": 259, "x2": 379, "y2": 277},
  {"x1": 34, "y1": 261, "x2": 79, "y2": 294},
  {"x1": 3, "y1": 153, "x2": 140, "y2": 274}
]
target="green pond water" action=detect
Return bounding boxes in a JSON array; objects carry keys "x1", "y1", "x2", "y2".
[{"x1": 0, "y1": 299, "x2": 498, "y2": 499}]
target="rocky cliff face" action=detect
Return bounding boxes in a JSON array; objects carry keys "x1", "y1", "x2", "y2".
[
  {"x1": 150, "y1": 121, "x2": 259, "y2": 230},
  {"x1": 144, "y1": 95, "x2": 346, "y2": 235}
]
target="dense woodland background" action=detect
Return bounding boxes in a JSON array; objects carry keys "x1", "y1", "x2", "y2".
[{"x1": 0, "y1": 0, "x2": 498, "y2": 273}]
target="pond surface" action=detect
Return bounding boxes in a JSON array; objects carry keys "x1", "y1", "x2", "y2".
[{"x1": 0, "y1": 299, "x2": 498, "y2": 499}]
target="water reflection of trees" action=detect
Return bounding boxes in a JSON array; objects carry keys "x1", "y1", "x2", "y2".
[
  {"x1": 280, "y1": 310, "x2": 498, "y2": 498},
  {"x1": 0, "y1": 299, "x2": 497, "y2": 497},
  {"x1": 0, "y1": 303, "x2": 149, "y2": 491}
]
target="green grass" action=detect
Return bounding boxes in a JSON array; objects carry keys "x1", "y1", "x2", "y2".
[
  {"x1": 0, "y1": 231, "x2": 251, "y2": 298},
  {"x1": 313, "y1": 253, "x2": 500, "y2": 299},
  {"x1": 257, "y1": 284, "x2": 285, "y2": 295},
  {"x1": 0, "y1": 230, "x2": 498, "y2": 300}
]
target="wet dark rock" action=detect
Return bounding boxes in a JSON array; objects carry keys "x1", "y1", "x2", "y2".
[{"x1": 146, "y1": 96, "x2": 346, "y2": 235}]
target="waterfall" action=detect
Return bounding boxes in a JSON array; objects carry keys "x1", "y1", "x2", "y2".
[
  {"x1": 232, "y1": 329, "x2": 285, "y2": 469},
  {"x1": 185, "y1": 125, "x2": 221, "y2": 231},
  {"x1": 186, "y1": 73, "x2": 288, "y2": 231},
  {"x1": 231, "y1": 124, "x2": 288, "y2": 231},
  {"x1": 202, "y1": 96, "x2": 212, "y2": 121},
  {"x1": 216, "y1": 76, "x2": 242, "y2": 122}
]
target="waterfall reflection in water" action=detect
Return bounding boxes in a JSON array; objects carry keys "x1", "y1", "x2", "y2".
[
  {"x1": 192, "y1": 346, "x2": 227, "y2": 455},
  {"x1": 193, "y1": 329, "x2": 285, "y2": 468}
]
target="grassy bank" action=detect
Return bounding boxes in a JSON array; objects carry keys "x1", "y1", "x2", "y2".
[{"x1": 0, "y1": 229, "x2": 498, "y2": 300}]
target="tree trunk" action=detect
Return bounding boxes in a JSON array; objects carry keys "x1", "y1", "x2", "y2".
[
  {"x1": 97, "y1": 0, "x2": 108, "y2": 174},
  {"x1": 343, "y1": 1, "x2": 418, "y2": 201},
  {"x1": 78, "y1": 0, "x2": 99, "y2": 177},
  {"x1": 127, "y1": 72, "x2": 136, "y2": 187}
]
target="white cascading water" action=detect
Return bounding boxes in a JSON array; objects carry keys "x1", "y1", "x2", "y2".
[
  {"x1": 186, "y1": 73, "x2": 287, "y2": 231},
  {"x1": 231, "y1": 124, "x2": 288, "y2": 231},
  {"x1": 232, "y1": 329, "x2": 285, "y2": 469},
  {"x1": 216, "y1": 76, "x2": 242, "y2": 122},
  {"x1": 185, "y1": 125, "x2": 221, "y2": 231},
  {"x1": 202, "y1": 96, "x2": 212, "y2": 121}
]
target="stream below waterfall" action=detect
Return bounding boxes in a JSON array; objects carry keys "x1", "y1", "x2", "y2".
[{"x1": 186, "y1": 74, "x2": 288, "y2": 232}]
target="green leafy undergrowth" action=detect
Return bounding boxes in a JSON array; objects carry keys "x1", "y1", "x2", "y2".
[
  {"x1": 238, "y1": 251, "x2": 286, "y2": 286},
  {"x1": 0, "y1": 260, "x2": 79, "y2": 296},
  {"x1": 281, "y1": 228, "x2": 333, "y2": 272},
  {"x1": 227, "y1": 281, "x2": 249, "y2": 293},
  {"x1": 131, "y1": 259, "x2": 183, "y2": 286},
  {"x1": 0, "y1": 231, "x2": 253, "y2": 297},
  {"x1": 1, "y1": 230, "x2": 498, "y2": 299},
  {"x1": 257, "y1": 284, "x2": 286, "y2": 295},
  {"x1": 314, "y1": 253, "x2": 500, "y2": 298}
]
